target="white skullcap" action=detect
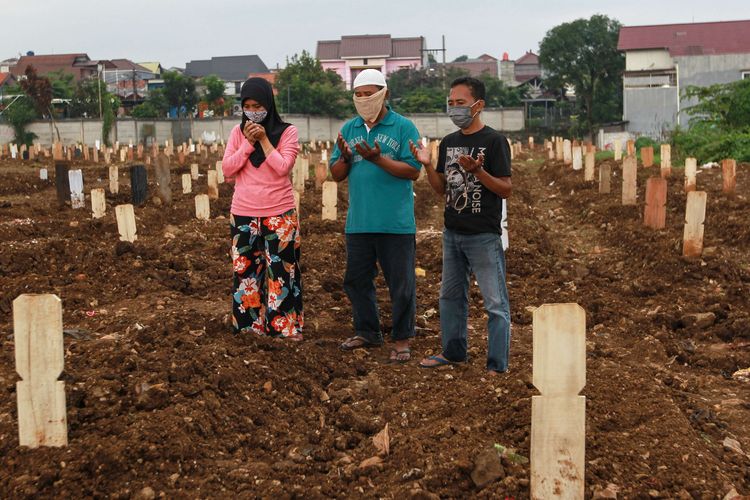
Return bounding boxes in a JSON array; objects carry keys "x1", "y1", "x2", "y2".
[{"x1": 353, "y1": 69, "x2": 387, "y2": 89}]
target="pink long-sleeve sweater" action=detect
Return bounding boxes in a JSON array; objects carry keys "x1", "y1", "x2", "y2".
[{"x1": 222, "y1": 124, "x2": 299, "y2": 217}]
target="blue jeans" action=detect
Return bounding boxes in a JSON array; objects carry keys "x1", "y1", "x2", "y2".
[
  {"x1": 344, "y1": 233, "x2": 416, "y2": 343},
  {"x1": 440, "y1": 229, "x2": 511, "y2": 372}
]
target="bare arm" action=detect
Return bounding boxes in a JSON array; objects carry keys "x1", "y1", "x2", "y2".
[
  {"x1": 460, "y1": 153, "x2": 512, "y2": 198},
  {"x1": 409, "y1": 140, "x2": 445, "y2": 195},
  {"x1": 331, "y1": 132, "x2": 353, "y2": 182}
]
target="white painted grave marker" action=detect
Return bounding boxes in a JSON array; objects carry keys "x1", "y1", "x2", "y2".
[
  {"x1": 68, "y1": 169, "x2": 84, "y2": 209},
  {"x1": 115, "y1": 204, "x2": 137, "y2": 242}
]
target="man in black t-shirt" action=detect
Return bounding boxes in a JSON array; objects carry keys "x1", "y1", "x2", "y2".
[{"x1": 410, "y1": 76, "x2": 512, "y2": 374}]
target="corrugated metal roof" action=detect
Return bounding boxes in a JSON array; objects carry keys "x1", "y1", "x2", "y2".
[
  {"x1": 392, "y1": 37, "x2": 423, "y2": 58},
  {"x1": 317, "y1": 40, "x2": 341, "y2": 60},
  {"x1": 618, "y1": 20, "x2": 750, "y2": 56},
  {"x1": 340, "y1": 35, "x2": 392, "y2": 58},
  {"x1": 184, "y1": 55, "x2": 269, "y2": 81}
]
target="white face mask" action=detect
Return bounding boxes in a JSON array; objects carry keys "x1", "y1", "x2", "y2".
[{"x1": 353, "y1": 87, "x2": 387, "y2": 123}]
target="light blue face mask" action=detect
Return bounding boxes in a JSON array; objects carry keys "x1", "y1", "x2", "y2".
[
  {"x1": 447, "y1": 101, "x2": 479, "y2": 129},
  {"x1": 244, "y1": 110, "x2": 267, "y2": 123}
]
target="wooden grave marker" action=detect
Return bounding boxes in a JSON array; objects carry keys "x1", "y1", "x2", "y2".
[
  {"x1": 155, "y1": 154, "x2": 172, "y2": 205},
  {"x1": 115, "y1": 204, "x2": 137, "y2": 242},
  {"x1": 626, "y1": 139, "x2": 635, "y2": 157},
  {"x1": 130, "y1": 164, "x2": 148, "y2": 206},
  {"x1": 531, "y1": 304, "x2": 586, "y2": 500},
  {"x1": 660, "y1": 144, "x2": 671, "y2": 177},
  {"x1": 93, "y1": 147, "x2": 99, "y2": 163},
  {"x1": 14, "y1": 294, "x2": 68, "y2": 448},
  {"x1": 641, "y1": 146, "x2": 654, "y2": 167},
  {"x1": 182, "y1": 174, "x2": 192, "y2": 194},
  {"x1": 685, "y1": 157, "x2": 697, "y2": 192},
  {"x1": 599, "y1": 164, "x2": 611, "y2": 194},
  {"x1": 54, "y1": 161, "x2": 71, "y2": 207},
  {"x1": 68, "y1": 169, "x2": 85, "y2": 209},
  {"x1": 322, "y1": 181, "x2": 337, "y2": 220},
  {"x1": 315, "y1": 162, "x2": 328, "y2": 189},
  {"x1": 584, "y1": 150, "x2": 595, "y2": 182},
  {"x1": 91, "y1": 188, "x2": 106, "y2": 219},
  {"x1": 555, "y1": 138, "x2": 563, "y2": 161},
  {"x1": 293, "y1": 190, "x2": 301, "y2": 214},
  {"x1": 109, "y1": 165, "x2": 119, "y2": 194},
  {"x1": 563, "y1": 139, "x2": 572, "y2": 165},
  {"x1": 572, "y1": 146, "x2": 582, "y2": 171},
  {"x1": 683, "y1": 191, "x2": 707, "y2": 258},
  {"x1": 622, "y1": 156, "x2": 637, "y2": 205},
  {"x1": 722, "y1": 159, "x2": 736, "y2": 194},
  {"x1": 40, "y1": 168, "x2": 48, "y2": 181},
  {"x1": 293, "y1": 158, "x2": 306, "y2": 192},
  {"x1": 215, "y1": 161, "x2": 224, "y2": 183},
  {"x1": 195, "y1": 194, "x2": 210, "y2": 220},
  {"x1": 644, "y1": 177, "x2": 667, "y2": 229},
  {"x1": 190, "y1": 163, "x2": 199, "y2": 180},
  {"x1": 613, "y1": 139, "x2": 622, "y2": 162},
  {"x1": 207, "y1": 170, "x2": 219, "y2": 200}
]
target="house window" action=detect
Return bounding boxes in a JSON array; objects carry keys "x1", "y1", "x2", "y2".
[
  {"x1": 363, "y1": 58, "x2": 368, "y2": 65},
  {"x1": 742, "y1": 71, "x2": 750, "y2": 80}
]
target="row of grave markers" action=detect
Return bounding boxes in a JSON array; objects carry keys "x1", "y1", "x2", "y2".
[
  {"x1": 12, "y1": 293, "x2": 587, "y2": 497},
  {"x1": 1, "y1": 139, "x2": 225, "y2": 166},
  {"x1": 548, "y1": 136, "x2": 741, "y2": 259}
]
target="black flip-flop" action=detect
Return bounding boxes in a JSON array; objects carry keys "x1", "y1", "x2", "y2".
[{"x1": 340, "y1": 335, "x2": 381, "y2": 351}]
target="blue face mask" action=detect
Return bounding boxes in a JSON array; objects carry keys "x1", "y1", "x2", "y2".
[
  {"x1": 448, "y1": 101, "x2": 479, "y2": 129},
  {"x1": 244, "y1": 110, "x2": 267, "y2": 123}
]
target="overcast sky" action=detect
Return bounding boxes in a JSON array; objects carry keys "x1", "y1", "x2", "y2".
[{"x1": 3, "y1": 0, "x2": 750, "y2": 70}]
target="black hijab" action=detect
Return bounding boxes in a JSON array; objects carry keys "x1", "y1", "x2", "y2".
[{"x1": 240, "y1": 77, "x2": 291, "y2": 168}]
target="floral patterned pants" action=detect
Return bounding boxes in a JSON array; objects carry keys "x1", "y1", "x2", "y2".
[{"x1": 230, "y1": 209, "x2": 303, "y2": 338}]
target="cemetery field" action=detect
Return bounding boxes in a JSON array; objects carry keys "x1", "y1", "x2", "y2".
[{"x1": 0, "y1": 150, "x2": 749, "y2": 498}]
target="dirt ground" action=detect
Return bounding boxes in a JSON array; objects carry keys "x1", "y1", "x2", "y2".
[{"x1": 0, "y1": 147, "x2": 748, "y2": 499}]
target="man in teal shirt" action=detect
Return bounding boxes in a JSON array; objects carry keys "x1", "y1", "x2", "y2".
[{"x1": 330, "y1": 69, "x2": 421, "y2": 363}]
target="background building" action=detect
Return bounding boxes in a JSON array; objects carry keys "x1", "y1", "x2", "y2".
[
  {"x1": 618, "y1": 19, "x2": 750, "y2": 138},
  {"x1": 184, "y1": 55, "x2": 269, "y2": 96},
  {"x1": 316, "y1": 34, "x2": 426, "y2": 89}
]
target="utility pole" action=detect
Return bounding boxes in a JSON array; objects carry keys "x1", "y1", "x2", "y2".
[
  {"x1": 97, "y1": 64, "x2": 103, "y2": 119},
  {"x1": 420, "y1": 35, "x2": 448, "y2": 89}
]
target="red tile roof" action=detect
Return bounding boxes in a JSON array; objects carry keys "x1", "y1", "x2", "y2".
[
  {"x1": 0, "y1": 72, "x2": 14, "y2": 87},
  {"x1": 618, "y1": 20, "x2": 750, "y2": 56},
  {"x1": 515, "y1": 51, "x2": 539, "y2": 65},
  {"x1": 11, "y1": 53, "x2": 96, "y2": 80}
]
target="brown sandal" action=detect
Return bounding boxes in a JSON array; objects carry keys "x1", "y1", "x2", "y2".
[{"x1": 340, "y1": 335, "x2": 382, "y2": 351}]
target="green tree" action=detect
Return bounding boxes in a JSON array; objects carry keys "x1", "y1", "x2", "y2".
[
  {"x1": 539, "y1": 14, "x2": 624, "y2": 139},
  {"x1": 479, "y1": 74, "x2": 527, "y2": 108},
  {"x1": 683, "y1": 78, "x2": 750, "y2": 129},
  {"x1": 131, "y1": 88, "x2": 170, "y2": 118},
  {"x1": 274, "y1": 51, "x2": 352, "y2": 118},
  {"x1": 453, "y1": 55, "x2": 469, "y2": 62},
  {"x1": 202, "y1": 74, "x2": 226, "y2": 102},
  {"x1": 19, "y1": 65, "x2": 62, "y2": 141},
  {"x1": 387, "y1": 66, "x2": 469, "y2": 113},
  {"x1": 2, "y1": 94, "x2": 37, "y2": 146},
  {"x1": 162, "y1": 70, "x2": 198, "y2": 116},
  {"x1": 47, "y1": 70, "x2": 75, "y2": 100}
]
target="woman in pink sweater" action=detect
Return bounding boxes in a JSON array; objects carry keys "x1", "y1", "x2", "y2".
[{"x1": 222, "y1": 77, "x2": 303, "y2": 340}]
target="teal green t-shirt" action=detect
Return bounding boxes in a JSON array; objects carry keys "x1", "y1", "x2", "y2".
[{"x1": 329, "y1": 108, "x2": 422, "y2": 234}]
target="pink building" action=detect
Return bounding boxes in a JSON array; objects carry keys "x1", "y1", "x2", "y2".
[{"x1": 316, "y1": 34, "x2": 426, "y2": 89}]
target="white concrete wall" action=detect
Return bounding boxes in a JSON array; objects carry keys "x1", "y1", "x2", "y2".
[
  {"x1": 625, "y1": 49, "x2": 673, "y2": 71},
  {"x1": 0, "y1": 108, "x2": 525, "y2": 146}
]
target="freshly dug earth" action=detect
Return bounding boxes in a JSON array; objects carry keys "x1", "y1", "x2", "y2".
[{"x1": 0, "y1": 150, "x2": 748, "y2": 499}]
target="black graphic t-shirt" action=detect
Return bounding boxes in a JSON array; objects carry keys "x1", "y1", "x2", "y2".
[{"x1": 436, "y1": 126, "x2": 512, "y2": 235}]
